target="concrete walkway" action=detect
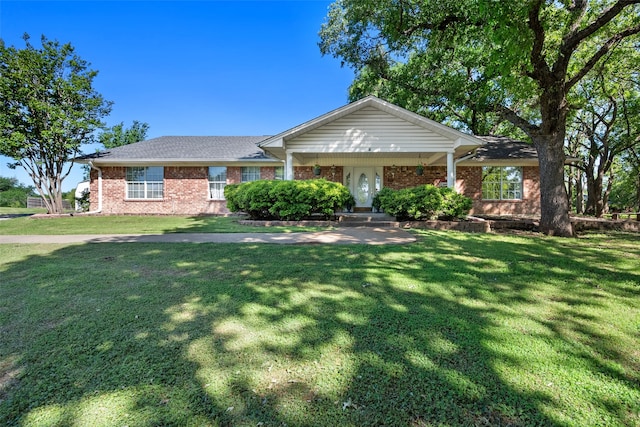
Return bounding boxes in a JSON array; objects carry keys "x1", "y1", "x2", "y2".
[{"x1": 0, "y1": 227, "x2": 416, "y2": 245}]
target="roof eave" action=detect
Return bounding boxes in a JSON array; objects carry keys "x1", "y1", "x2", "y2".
[{"x1": 81, "y1": 158, "x2": 284, "y2": 166}]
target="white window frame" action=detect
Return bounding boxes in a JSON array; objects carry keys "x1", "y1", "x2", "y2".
[
  {"x1": 241, "y1": 166, "x2": 261, "y2": 182},
  {"x1": 208, "y1": 166, "x2": 227, "y2": 200},
  {"x1": 126, "y1": 166, "x2": 164, "y2": 199},
  {"x1": 274, "y1": 166, "x2": 284, "y2": 180},
  {"x1": 482, "y1": 166, "x2": 523, "y2": 200}
]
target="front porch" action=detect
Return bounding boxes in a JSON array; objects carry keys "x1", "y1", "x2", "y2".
[{"x1": 259, "y1": 96, "x2": 484, "y2": 209}]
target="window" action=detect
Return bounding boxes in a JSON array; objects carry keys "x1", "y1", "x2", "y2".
[
  {"x1": 274, "y1": 166, "x2": 284, "y2": 180},
  {"x1": 482, "y1": 166, "x2": 523, "y2": 200},
  {"x1": 241, "y1": 166, "x2": 261, "y2": 182},
  {"x1": 126, "y1": 167, "x2": 163, "y2": 199},
  {"x1": 208, "y1": 166, "x2": 227, "y2": 200}
]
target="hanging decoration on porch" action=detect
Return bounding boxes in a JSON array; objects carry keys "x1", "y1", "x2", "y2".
[{"x1": 416, "y1": 154, "x2": 424, "y2": 176}]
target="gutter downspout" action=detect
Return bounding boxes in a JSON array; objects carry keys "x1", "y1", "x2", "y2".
[
  {"x1": 452, "y1": 151, "x2": 477, "y2": 191},
  {"x1": 86, "y1": 161, "x2": 103, "y2": 214}
]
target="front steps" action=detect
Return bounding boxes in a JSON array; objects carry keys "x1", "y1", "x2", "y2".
[{"x1": 337, "y1": 212, "x2": 399, "y2": 228}]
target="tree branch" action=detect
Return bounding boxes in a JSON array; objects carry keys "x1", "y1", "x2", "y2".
[
  {"x1": 567, "y1": 0, "x2": 588, "y2": 34},
  {"x1": 567, "y1": 24, "x2": 640, "y2": 90},
  {"x1": 495, "y1": 104, "x2": 540, "y2": 137},
  {"x1": 527, "y1": 0, "x2": 551, "y2": 82},
  {"x1": 560, "y1": 0, "x2": 640, "y2": 58}
]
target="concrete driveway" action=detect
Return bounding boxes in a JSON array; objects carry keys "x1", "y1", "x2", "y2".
[{"x1": 0, "y1": 227, "x2": 416, "y2": 245}]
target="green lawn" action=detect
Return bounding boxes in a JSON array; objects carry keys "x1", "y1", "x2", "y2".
[
  {"x1": 0, "y1": 231, "x2": 638, "y2": 426},
  {"x1": 0, "y1": 207, "x2": 46, "y2": 215},
  {"x1": 0, "y1": 214, "x2": 328, "y2": 235}
]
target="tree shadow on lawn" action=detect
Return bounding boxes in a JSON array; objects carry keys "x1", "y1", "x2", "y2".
[{"x1": 0, "y1": 232, "x2": 638, "y2": 426}]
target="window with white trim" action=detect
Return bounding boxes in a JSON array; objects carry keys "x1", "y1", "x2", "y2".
[
  {"x1": 241, "y1": 166, "x2": 261, "y2": 182},
  {"x1": 126, "y1": 167, "x2": 163, "y2": 199},
  {"x1": 274, "y1": 166, "x2": 284, "y2": 180},
  {"x1": 482, "y1": 166, "x2": 523, "y2": 200},
  {"x1": 208, "y1": 166, "x2": 227, "y2": 200}
]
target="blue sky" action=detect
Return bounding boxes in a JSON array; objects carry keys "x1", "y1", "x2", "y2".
[{"x1": 0, "y1": 0, "x2": 354, "y2": 191}]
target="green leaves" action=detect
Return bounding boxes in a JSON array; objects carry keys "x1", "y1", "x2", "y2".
[
  {"x1": 224, "y1": 179, "x2": 351, "y2": 220},
  {"x1": 375, "y1": 184, "x2": 472, "y2": 221},
  {"x1": 99, "y1": 120, "x2": 150, "y2": 149},
  {"x1": 0, "y1": 34, "x2": 112, "y2": 213}
]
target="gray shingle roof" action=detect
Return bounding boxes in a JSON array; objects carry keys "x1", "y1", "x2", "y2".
[
  {"x1": 78, "y1": 136, "x2": 276, "y2": 163},
  {"x1": 473, "y1": 136, "x2": 538, "y2": 160}
]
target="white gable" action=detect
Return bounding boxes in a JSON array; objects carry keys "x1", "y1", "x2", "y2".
[
  {"x1": 287, "y1": 106, "x2": 456, "y2": 153},
  {"x1": 259, "y1": 97, "x2": 483, "y2": 160}
]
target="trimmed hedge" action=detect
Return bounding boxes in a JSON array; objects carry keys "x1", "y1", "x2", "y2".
[
  {"x1": 374, "y1": 184, "x2": 472, "y2": 220},
  {"x1": 224, "y1": 179, "x2": 351, "y2": 220}
]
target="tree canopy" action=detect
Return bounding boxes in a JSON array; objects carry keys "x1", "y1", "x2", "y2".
[
  {"x1": 320, "y1": 0, "x2": 640, "y2": 236},
  {"x1": 99, "y1": 120, "x2": 149, "y2": 149},
  {"x1": 0, "y1": 176, "x2": 35, "y2": 208},
  {"x1": 0, "y1": 34, "x2": 111, "y2": 213}
]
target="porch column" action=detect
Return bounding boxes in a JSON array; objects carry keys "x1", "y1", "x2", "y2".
[
  {"x1": 285, "y1": 150, "x2": 294, "y2": 180},
  {"x1": 446, "y1": 151, "x2": 455, "y2": 188}
]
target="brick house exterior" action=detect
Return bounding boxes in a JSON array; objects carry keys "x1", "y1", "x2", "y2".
[{"x1": 80, "y1": 97, "x2": 547, "y2": 217}]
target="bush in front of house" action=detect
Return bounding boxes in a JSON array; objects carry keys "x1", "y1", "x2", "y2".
[
  {"x1": 224, "y1": 179, "x2": 351, "y2": 220},
  {"x1": 439, "y1": 186, "x2": 473, "y2": 220},
  {"x1": 372, "y1": 187, "x2": 394, "y2": 212},
  {"x1": 225, "y1": 180, "x2": 276, "y2": 219},
  {"x1": 377, "y1": 184, "x2": 472, "y2": 220}
]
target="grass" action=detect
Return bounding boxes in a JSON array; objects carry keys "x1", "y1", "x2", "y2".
[
  {"x1": 0, "y1": 230, "x2": 639, "y2": 426},
  {"x1": 0, "y1": 214, "x2": 329, "y2": 235},
  {"x1": 0, "y1": 207, "x2": 46, "y2": 215}
]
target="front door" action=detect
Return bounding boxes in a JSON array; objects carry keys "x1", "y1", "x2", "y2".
[{"x1": 353, "y1": 168, "x2": 376, "y2": 209}]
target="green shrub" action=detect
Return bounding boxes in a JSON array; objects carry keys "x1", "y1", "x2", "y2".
[
  {"x1": 74, "y1": 188, "x2": 90, "y2": 212},
  {"x1": 377, "y1": 185, "x2": 472, "y2": 220},
  {"x1": 0, "y1": 188, "x2": 28, "y2": 208},
  {"x1": 372, "y1": 187, "x2": 394, "y2": 212},
  {"x1": 440, "y1": 186, "x2": 473, "y2": 220},
  {"x1": 223, "y1": 184, "x2": 241, "y2": 212},
  {"x1": 268, "y1": 180, "x2": 314, "y2": 220},
  {"x1": 225, "y1": 179, "x2": 351, "y2": 220}
]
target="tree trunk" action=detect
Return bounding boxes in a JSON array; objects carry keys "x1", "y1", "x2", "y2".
[
  {"x1": 533, "y1": 137, "x2": 574, "y2": 236},
  {"x1": 602, "y1": 170, "x2": 613, "y2": 215},
  {"x1": 575, "y1": 170, "x2": 584, "y2": 214},
  {"x1": 586, "y1": 172, "x2": 605, "y2": 217},
  {"x1": 636, "y1": 174, "x2": 640, "y2": 212},
  {"x1": 566, "y1": 170, "x2": 573, "y2": 212}
]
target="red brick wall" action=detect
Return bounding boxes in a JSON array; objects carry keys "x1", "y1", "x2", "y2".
[
  {"x1": 383, "y1": 166, "x2": 446, "y2": 189},
  {"x1": 90, "y1": 166, "x2": 228, "y2": 215},
  {"x1": 90, "y1": 165, "x2": 294, "y2": 215},
  {"x1": 89, "y1": 164, "x2": 541, "y2": 216},
  {"x1": 457, "y1": 166, "x2": 541, "y2": 216},
  {"x1": 294, "y1": 166, "x2": 343, "y2": 183}
]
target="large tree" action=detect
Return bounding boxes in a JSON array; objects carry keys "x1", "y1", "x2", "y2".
[
  {"x1": 570, "y1": 59, "x2": 640, "y2": 217},
  {"x1": 0, "y1": 34, "x2": 111, "y2": 214},
  {"x1": 320, "y1": 0, "x2": 640, "y2": 236}
]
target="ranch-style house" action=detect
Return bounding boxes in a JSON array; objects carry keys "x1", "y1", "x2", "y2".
[{"x1": 78, "y1": 96, "x2": 551, "y2": 216}]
